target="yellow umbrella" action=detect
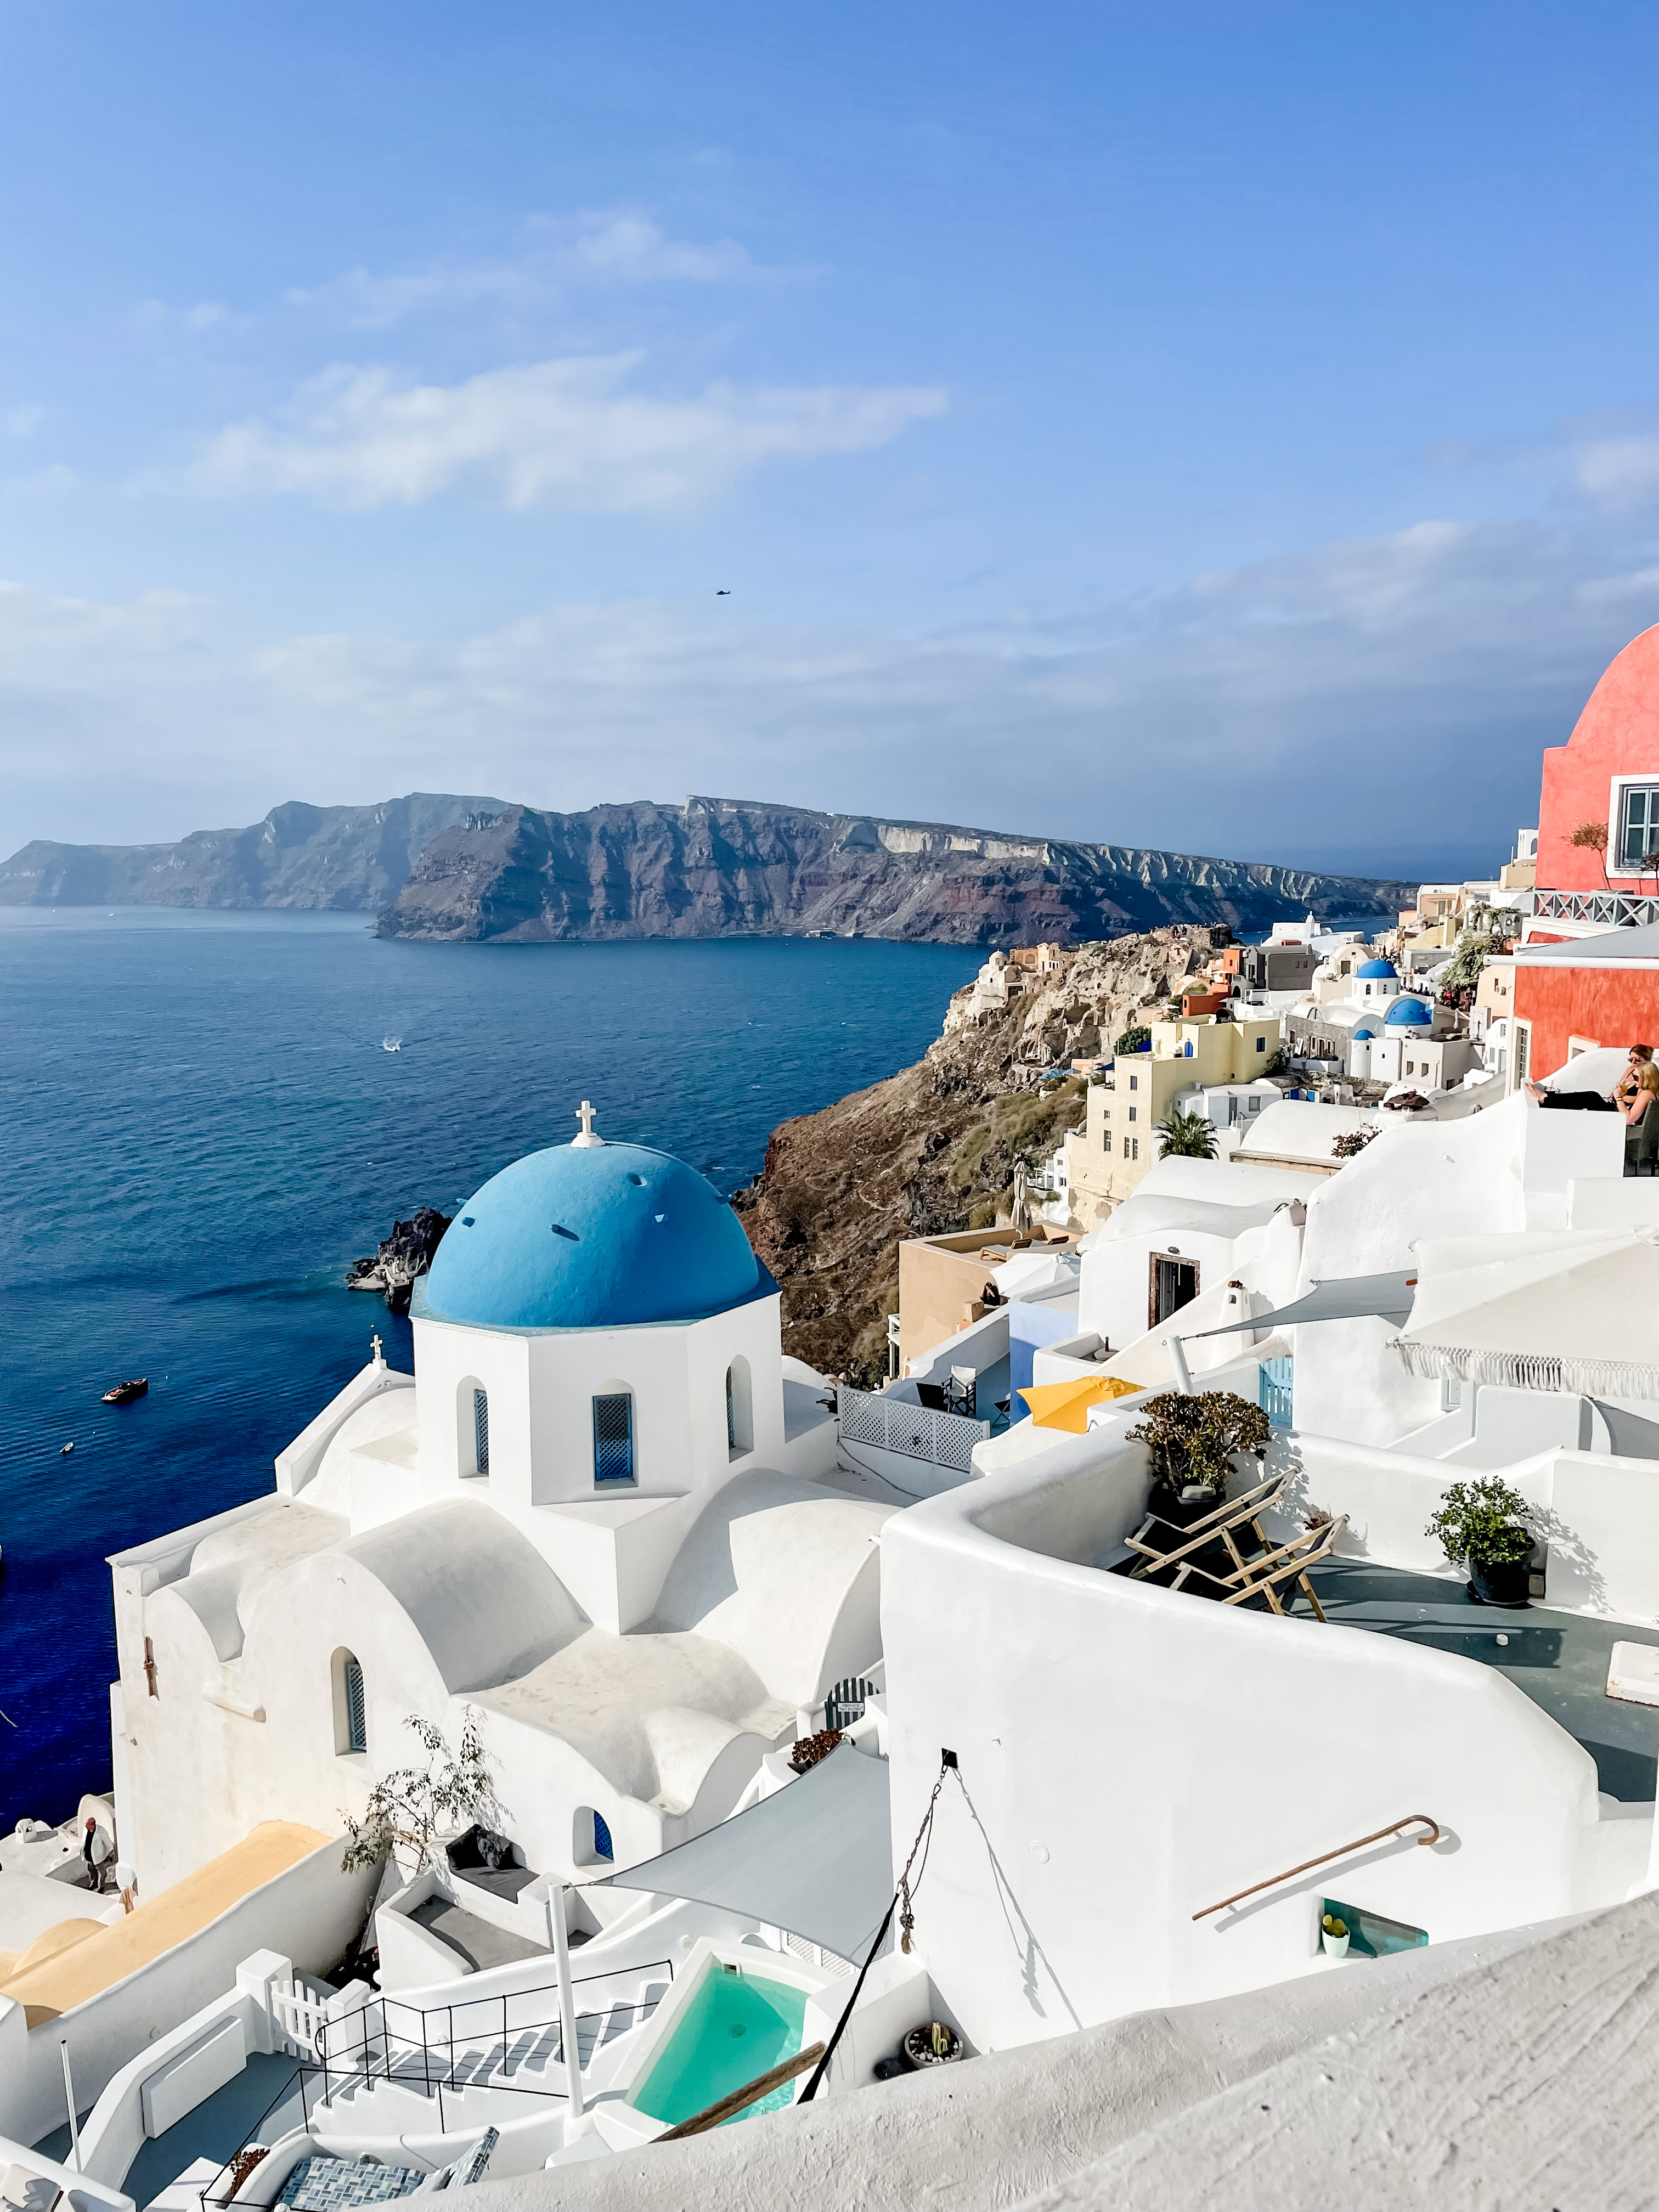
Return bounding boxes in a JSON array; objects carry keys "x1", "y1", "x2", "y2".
[{"x1": 1018, "y1": 1375, "x2": 1144, "y2": 1431}]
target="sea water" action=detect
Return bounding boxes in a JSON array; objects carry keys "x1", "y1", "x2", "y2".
[{"x1": 0, "y1": 910, "x2": 978, "y2": 1828}]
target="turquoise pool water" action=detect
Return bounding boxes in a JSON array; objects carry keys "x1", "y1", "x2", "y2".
[{"x1": 631, "y1": 1963, "x2": 810, "y2": 2128}]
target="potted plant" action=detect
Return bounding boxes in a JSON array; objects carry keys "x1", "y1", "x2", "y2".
[
  {"x1": 1126, "y1": 1391, "x2": 1272, "y2": 1525},
  {"x1": 1425, "y1": 1477, "x2": 1536, "y2": 1609},
  {"x1": 1321, "y1": 1911, "x2": 1350, "y2": 1960}
]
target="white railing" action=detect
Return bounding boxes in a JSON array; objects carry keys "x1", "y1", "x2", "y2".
[
  {"x1": 1533, "y1": 888, "x2": 1659, "y2": 928},
  {"x1": 837, "y1": 1386, "x2": 989, "y2": 1474}
]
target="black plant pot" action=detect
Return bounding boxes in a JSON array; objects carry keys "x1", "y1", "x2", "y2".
[
  {"x1": 1467, "y1": 1556, "x2": 1530, "y2": 1609},
  {"x1": 1147, "y1": 1475, "x2": 1222, "y2": 1530}
]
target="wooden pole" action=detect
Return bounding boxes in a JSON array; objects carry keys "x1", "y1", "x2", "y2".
[{"x1": 655, "y1": 2042, "x2": 826, "y2": 2141}]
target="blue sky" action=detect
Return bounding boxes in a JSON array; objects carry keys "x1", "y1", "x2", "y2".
[{"x1": 3, "y1": 2, "x2": 1658, "y2": 880}]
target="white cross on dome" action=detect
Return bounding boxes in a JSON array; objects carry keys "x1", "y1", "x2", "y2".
[{"x1": 572, "y1": 1098, "x2": 606, "y2": 1148}]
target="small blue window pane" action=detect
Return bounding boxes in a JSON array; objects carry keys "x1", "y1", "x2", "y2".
[
  {"x1": 594, "y1": 1393, "x2": 635, "y2": 1485},
  {"x1": 592, "y1": 1811, "x2": 613, "y2": 1861},
  {"x1": 473, "y1": 1389, "x2": 489, "y2": 1474}
]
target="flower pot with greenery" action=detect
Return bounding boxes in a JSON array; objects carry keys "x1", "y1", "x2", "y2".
[
  {"x1": 1126, "y1": 1390, "x2": 1273, "y2": 1526},
  {"x1": 1426, "y1": 1477, "x2": 1536, "y2": 1610},
  {"x1": 1320, "y1": 1912, "x2": 1350, "y2": 1960}
]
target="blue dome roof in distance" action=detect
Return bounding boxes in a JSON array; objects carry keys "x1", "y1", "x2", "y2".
[
  {"x1": 1356, "y1": 958, "x2": 1397, "y2": 979},
  {"x1": 422, "y1": 1142, "x2": 771, "y2": 1330},
  {"x1": 1352, "y1": 1026, "x2": 1376, "y2": 1041},
  {"x1": 1384, "y1": 997, "x2": 1432, "y2": 1028}
]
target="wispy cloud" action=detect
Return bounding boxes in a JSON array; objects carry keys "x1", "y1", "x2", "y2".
[
  {"x1": 286, "y1": 210, "x2": 769, "y2": 330},
  {"x1": 4, "y1": 406, "x2": 44, "y2": 441},
  {"x1": 7, "y1": 485, "x2": 1658, "y2": 867},
  {"x1": 192, "y1": 353, "x2": 949, "y2": 512}
]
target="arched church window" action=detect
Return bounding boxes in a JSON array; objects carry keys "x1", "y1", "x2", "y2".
[
  {"x1": 333, "y1": 1649, "x2": 367, "y2": 1756},
  {"x1": 457, "y1": 1379, "x2": 489, "y2": 1478},
  {"x1": 726, "y1": 1358, "x2": 753, "y2": 1457},
  {"x1": 574, "y1": 1806, "x2": 614, "y2": 1866},
  {"x1": 593, "y1": 1391, "x2": 635, "y2": 1486}
]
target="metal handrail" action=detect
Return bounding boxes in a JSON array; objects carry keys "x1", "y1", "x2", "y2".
[
  {"x1": 313, "y1": 1955, "x2": 673, "y2": 2070},
  {"x1": 1192, "y1": 1814, "x2": 1440, "y2": 1921}
]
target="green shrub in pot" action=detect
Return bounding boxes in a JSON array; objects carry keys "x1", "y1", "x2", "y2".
[{"x1": 1426, "y1": 1477, "x2": 1536, "y2": 1609}]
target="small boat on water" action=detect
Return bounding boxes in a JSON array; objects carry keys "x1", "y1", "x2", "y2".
[
  {"x1": 60, "y1": 1441, "x2": 74, "y2": 1455},
  {"x1": 102, "y1": 1379, "x2": 149, "y2": 1405},
  {"x1": 382, "y1": 1035, "x2": 401, "y2": 1052}
]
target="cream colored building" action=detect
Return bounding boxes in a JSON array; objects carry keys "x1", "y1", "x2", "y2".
[{"x1": 1064, "y1": 1011, "x2": 1282, "y2": 1227}]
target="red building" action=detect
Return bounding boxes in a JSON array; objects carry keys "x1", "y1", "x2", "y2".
[
  {"x1": 1510, "y1": 929, "x2": 1659, "y2": 1086},
  {"x1": 1514, "y1": 623, "x2": 1659, "y2": 1081},
  {"x1": 1537, "y1": 624, "x2": 1659, "y2": 894}
]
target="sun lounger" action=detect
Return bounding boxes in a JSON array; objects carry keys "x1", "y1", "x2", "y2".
[
  {"x1": 1176, "y1": 1514, "x2": 1349, "y2": 1618},
  {"x1": 1123, "y1": 1470, "x2": 1287, "y2": 1585}
]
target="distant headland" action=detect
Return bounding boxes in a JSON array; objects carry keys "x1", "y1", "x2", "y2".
[{"x1": 0, "y1": 791, "x2": 1415, "y2": 945}]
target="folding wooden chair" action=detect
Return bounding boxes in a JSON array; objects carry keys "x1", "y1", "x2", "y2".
[
  {"x1": 1123, "y1": 1469, "x2": 1286, "y2": 1587},
  {"x1": 1177, "y1": 1514, "x2": 1348, "y2": 1619}
]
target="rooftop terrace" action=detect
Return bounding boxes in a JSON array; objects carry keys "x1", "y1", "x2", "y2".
[{"x1": 1306, "y1": 1559, "x2": 1659, "y2": 1802}]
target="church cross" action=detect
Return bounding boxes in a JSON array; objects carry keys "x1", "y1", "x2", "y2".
[{"x1": 576, "y1": 1099, "x2": 597, "y2": 1138}]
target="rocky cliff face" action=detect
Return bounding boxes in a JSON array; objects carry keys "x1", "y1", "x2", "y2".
[
  {"x1": 376, "y1": 795, "x2": 1414, "y2": 944},
  {"x1": 2, "y1": 788, "x2": 1413, "y2": 937},
  {"x1": 0, "y1": 793, "x2": 507, "y2": 909},
  {"x1": 733, "y1": 927, "x2": 1204, "y2": 1381}
]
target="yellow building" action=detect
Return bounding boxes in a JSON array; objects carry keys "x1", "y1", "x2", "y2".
[{"x1": 1064, "y1": 1010, "x2": 1282, "y2": 1227}]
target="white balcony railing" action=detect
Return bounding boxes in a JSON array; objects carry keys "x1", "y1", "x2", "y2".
[
  {"x1": 1533, "y1": 888, "x2": 1659, "y2": 928},
  {"x1": 837, "y1": 1386, "x2": 989, "y2": 1474}
]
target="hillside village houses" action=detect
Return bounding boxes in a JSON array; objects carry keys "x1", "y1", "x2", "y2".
[{"x1": 14, "y1": 629, "x2": 1659, "y2": 2209}]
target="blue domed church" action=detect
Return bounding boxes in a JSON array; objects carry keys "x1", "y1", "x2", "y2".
[{"x1": 107, "y1": 1109, "x2": 889, "y2": 1925}]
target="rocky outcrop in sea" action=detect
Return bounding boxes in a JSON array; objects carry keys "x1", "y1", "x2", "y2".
[{"x1": 347, "y1": 1208, "x2": 453, "y2": 1314}]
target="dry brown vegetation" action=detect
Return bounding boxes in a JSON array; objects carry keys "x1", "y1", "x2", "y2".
[{"x1": 733, "y1": 927, "x2": 1205, "y2": 1382}]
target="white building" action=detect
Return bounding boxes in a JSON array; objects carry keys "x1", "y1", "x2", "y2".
[{"x1": 108, "y1": 1116, "x2": 884, "y2": 1901}]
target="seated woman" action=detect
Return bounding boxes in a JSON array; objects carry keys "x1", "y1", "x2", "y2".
[
  {"x1": 1616, "y1": 1043, "x2": 1656, "y2": 1110},
  {"x1": 1624, "y1": 1060, "x2": 1659, "y2": 1153},
  {"x1": 1526, "y1": 1043, "x2": 1652, "y2": 1110}
]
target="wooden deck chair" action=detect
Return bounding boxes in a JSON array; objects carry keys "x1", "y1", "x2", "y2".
[
  {"x1": 1176, "y1": 1514, "x2": 1348, "y2": 1619},
  {"x1": 1124, "y1": 1469, "x2": 1286, "y2": 1585}
]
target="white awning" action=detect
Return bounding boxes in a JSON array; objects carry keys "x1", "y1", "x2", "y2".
[
  {"x1": 1187, "y1": 1271, "x2": 1418, "y2": 1340},
  {"x1": 1390, "y1": 1229, "x2": 1659, "y2": 1400},
  {"x1": 593, "y1": 1742, "x2": 892, "y2": 1963}
]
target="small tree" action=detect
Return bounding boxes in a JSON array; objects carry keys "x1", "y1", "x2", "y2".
[
  {"x1": 1127, "y1": 1390, "x2": 1272, "y2": 1496},
  {"x1": 341, "y1": 1708, "x2": 497, "y2": 1875},
  {"x1": 1114, "y1": 1025, "x2": 1152, "y2": 1056},
  {"x1": 1331, "y1": 1125, "x2": 1379, "y2": 1158},
  {"x1": 1570, "y1": 820, "x2": 1609, "y2": 888},
  {"x1": 1156, "y1": 1106, "x2": 1217, "y2": 1159}
]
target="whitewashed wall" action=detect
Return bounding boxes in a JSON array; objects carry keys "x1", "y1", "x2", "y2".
[{"x1": 882, "y1": 1433, "x2": 1616, "y2": 2057}]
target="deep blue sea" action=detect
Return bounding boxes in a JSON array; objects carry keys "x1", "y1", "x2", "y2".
[{"x1": 0, "y1": 912, "x2": 979, "y2": 1829}]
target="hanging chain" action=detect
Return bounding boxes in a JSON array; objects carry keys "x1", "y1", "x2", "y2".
[{"x1": 897, "y1": 1762, "x2": 949, "y2": 1955}]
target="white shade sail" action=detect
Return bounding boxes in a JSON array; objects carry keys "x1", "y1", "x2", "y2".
[
  {"x1": 1188, "y1": 1271, "x2": 1418, "y2": 1340},
  {"x1": 592, "y1": 1741, "x2": 892, "y2": 1962},
  {"x1": 1390, "y1": 1229, "x2": 1659, "y2": 1400}
]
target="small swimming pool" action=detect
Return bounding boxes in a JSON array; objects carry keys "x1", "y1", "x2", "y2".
[{"x1": 629, "y1": 1960, "x2": 810, "y2": 2128}]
